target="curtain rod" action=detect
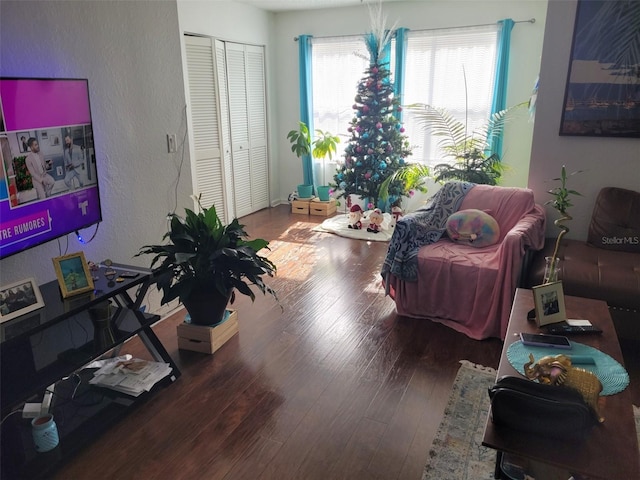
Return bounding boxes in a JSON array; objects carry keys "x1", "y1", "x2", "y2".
[{"x1": 294, "y1": 18, "x2": 535, "y2": 41}]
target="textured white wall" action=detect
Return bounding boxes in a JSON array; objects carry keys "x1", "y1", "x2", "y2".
[
  {"x1": 272, "y1": 0, "x2": 548, "y2": 202},
  {"x1": 529, "y1": 0, "x2": 640, "y2": 240},
  {"x1": 0, "y1": 1, "x2": 192, "y2": 314}
]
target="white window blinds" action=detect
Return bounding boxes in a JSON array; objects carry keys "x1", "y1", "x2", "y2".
[{"x1": 403, "y1": 25, "x2": 499, "y2": 166}]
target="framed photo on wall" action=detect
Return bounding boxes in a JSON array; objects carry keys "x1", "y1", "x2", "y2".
[
  {"x1": 532, "y1": 281, "x2": 567, "y2": 327},
  {"x1": 0, "y1": 277, "x2": 45, "y2": 323},
  {"x1": 52, "y1": 251, "x2": 95, "y2": 298},
  {"x1": 559, "y1": 0, "x2": 640, "y2": 137}
]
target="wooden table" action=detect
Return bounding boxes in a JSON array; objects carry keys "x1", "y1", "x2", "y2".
[{"x1": 482, "y1": 288, "x2": 640, "y2": 480}]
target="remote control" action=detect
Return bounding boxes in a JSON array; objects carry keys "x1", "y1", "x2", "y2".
[{"x1": 545, "y1": 324, "x2": 602, "y2": 335}]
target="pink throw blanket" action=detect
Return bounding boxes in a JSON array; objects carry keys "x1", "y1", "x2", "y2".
[{"x1": 387, "y1": 185, "x2": 545, "y2": 340}]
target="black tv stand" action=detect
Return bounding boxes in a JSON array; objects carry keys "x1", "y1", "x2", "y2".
[{"x1": 0, "y1": 263, "x2": 180, "y2": 479}]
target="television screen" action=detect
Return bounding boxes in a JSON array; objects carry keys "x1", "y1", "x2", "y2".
[{"x1": 0, "y1": 78, "x2": 102, "y2": 259}]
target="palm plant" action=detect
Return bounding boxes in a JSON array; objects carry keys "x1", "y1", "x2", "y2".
[
  {"x1": 378, "y1": 162, "x2": 430, "y2": 203},
  {"x1": 408, "y1": 103, "x2": 523, "y2": 185},
  {"x1": 379, "y1": 96, "x2": 525, "y2": 203}
]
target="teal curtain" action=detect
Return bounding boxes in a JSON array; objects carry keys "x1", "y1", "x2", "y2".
[
  {"x1": 298, "y1": 35, "x2": 314, "y2": 187},
  {"x1": 394, "y1": 28, "x2": 409, "y2": 122},
  {"x1": 489, "y1": 19, "x2": 514, "y2": 159}
]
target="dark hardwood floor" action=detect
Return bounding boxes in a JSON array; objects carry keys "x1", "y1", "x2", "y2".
[{"x1": 54, "y1": 205, "x2": 638, "y2": 480}]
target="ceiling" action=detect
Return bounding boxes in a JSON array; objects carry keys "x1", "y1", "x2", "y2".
[{"x1": 233, "y1": 0, "x2": 406, "y2": 13}]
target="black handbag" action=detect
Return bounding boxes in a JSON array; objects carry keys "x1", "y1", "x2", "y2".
[{"x1": 488, "y1": 375, "x2": 599, "y2": 440}]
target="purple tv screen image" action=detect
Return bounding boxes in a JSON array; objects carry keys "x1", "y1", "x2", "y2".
[{"x1": 0, "y1": 78, "x2": 102, "y2": 259}]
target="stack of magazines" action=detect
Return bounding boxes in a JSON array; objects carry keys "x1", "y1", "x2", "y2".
[{"x1": 89, "y1": 356, "x2": 172, "y2": 397}]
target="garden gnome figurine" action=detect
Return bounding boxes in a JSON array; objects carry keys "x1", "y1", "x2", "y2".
[{"x1": 348, "y1": 204, "x2": 363, "y2": 229}]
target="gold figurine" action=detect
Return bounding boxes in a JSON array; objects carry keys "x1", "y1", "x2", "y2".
[{"x1": 523, "y1": 353, "x2": 604, "y2": 423}]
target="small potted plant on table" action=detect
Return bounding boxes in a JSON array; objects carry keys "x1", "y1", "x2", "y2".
[{"x1": 543, "y1": 165, "x2": 581, "y2": 283}]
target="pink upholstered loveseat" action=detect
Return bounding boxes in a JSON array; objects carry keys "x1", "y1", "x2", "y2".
[{"x1": 382, "y1": 183, "x2": 545, "y2": 340}]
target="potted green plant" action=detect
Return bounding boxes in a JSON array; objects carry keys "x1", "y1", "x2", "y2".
[
  {"x1": 378, "y1": 98, "x2": 524, "y2": 204},
  {"x1": 544, "y1": 165, "x2": 582, "y2": 283},
  {"x1": 405, "y1": 102, "x2": 524, "y2": 185},
  {"x1": 287, "y1": 121, "x2": 340, "y2": 199},
  {"x1": 137, "y1": 196, "x2": 278, "y2": 326},
  {"x1": 378, "y1": 162, "x2": 430, "y2": 204}
]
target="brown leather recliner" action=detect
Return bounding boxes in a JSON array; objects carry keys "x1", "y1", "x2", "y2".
[{"x1": 528, "y1": 187, "x2": 640, "y2": 326}]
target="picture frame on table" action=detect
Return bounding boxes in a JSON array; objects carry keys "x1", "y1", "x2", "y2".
[
  {"x1": 0, "y1": 277, "x2": 45, "y2": 323},
  {"x1": 52, "y1": 251, "x2": 95, "y2": 298},
  {"x1": 532, "y1": 281, "x2": 566, "y2": 327}
]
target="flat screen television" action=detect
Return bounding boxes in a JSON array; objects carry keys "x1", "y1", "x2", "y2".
[{"x1": 0, "y1": 77, "x2": 102, "y2": 259}]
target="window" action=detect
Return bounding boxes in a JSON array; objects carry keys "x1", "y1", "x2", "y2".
[
  {"x1": 403, "y1": 25, "x2": 498, "y2": 167},
  {"x1": 310, "y1": 25, "x2": 498, "y2": 171}
]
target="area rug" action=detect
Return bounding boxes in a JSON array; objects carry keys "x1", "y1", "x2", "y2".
[
  {"x1": 422, "y1": 360, "x2": 497, "y2": 480},
  {"x1": 423, "y1": 360, "x2": 640, "y2": 480},
  {"x1": 313, "y1": 210, "x2": 394, "y2": 242}
]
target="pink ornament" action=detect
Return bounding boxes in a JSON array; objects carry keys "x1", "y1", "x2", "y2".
[
  {"x1": 352, "y1": 104, "x2": 358, "y2": 110},
  {"x1": 368, "y1": 148, "x2": 374, "y2": 154},
  {"x1": 348, "y1": 126, "x2": 353, "y2": 132},
  {"x1": 363, "y1": 105, "x2": 369, "y2": 113},
  {"x1": 397, "y1": 106, "x2": 403, "y2": 111},
  {"x1": 409, "y1": 190, "x2": 415, "y2": 197},
  {"x1": 372, "y1": 67, "x2": 378, "y2": 74},
  {"x1": 367, "y1": 202, "x2": 374, "y2": 210},
  {"x1": 400, "y1": 127, "x2": 405, "y2": 133},
  {"x1": 376, "y1": 122, "x2": 382, "y2": 129},
  {"x1": 365, "y1": 172, "x2": 372, "y2": 179}
]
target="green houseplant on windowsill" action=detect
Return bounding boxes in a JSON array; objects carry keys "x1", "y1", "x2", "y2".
[{"x1": 136, "y1": 195, "x2": 278, "y2": 326}]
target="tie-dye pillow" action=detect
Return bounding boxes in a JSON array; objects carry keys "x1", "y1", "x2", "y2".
[{"x1": 446, "y1": 209, "x2": 500, "y2": 247}]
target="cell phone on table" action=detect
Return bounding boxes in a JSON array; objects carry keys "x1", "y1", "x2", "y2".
[{"x1": 519, "y1": 332, "x2": 572, "y2": 349}]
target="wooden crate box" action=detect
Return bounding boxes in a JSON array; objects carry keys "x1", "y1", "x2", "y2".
[
  {"x1": 291, "y1": 198, "x2": 312, "y2": 215},
  {"x1": 310, "y1": 198, "x2": 337, "y2": 217},
  {"x1": 176, "y1": 309, "x2": 238, "y2": 354}
]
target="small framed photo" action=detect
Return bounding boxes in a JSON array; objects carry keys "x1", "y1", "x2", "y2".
[
  {"x1": 532, "y1": 281, "x2": 566, "y2": 327},
  {"x1": 52, "y1": 251, "x2": 95, "y2": 298},
  {"x1": 0, "y1": 277, "x2": 45, "y2": 323}
]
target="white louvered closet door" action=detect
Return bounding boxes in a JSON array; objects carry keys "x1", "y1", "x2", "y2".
[
  {"x1": 224, "y1": 42, "x2": 269, "y2": 218},
  {"x1": 245, "y1": 45, "x2": 269, "y2": 212},
  {"x1": 183, "y1": 35, "x2": 227, "y2": 224},
  {"x1": 214, "y1": 39, "x2": 235, "y2": 223}
]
